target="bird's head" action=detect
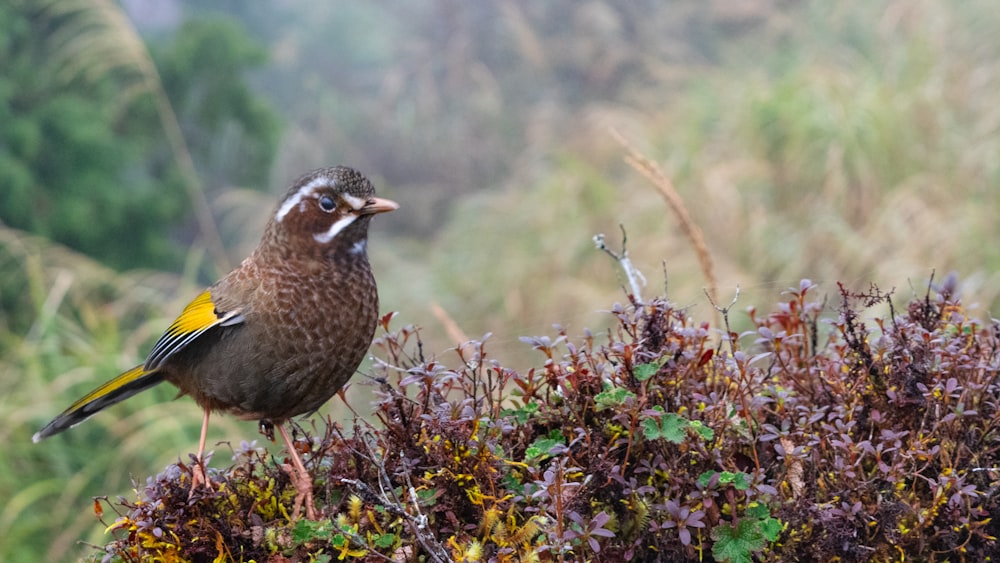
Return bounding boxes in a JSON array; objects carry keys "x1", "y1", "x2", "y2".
[{"x1": 264, "y1": 166, "x2": 398, "y2": 259}]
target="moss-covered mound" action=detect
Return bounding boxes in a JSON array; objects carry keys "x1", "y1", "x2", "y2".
[{"x1": 94, "y1": 279, "x2": 999, "y2": 562}]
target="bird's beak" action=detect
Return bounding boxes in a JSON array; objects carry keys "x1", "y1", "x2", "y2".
[{"x1": 361, "y1": 197, "x2": 400, "y2": 215}]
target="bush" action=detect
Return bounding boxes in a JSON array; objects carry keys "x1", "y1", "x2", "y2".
[{"x1": 92, "y1": 277, "x2": 999, "y2": 561}]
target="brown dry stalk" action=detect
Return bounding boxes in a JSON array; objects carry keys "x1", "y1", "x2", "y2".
[
  {"x1": 430, "y1": 302, "x2": 470, "y2": 344},
  {"x1": 610, "y1": 128, "x2": 719, "y2": 308}
]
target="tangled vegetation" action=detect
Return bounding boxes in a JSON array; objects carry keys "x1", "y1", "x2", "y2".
[{"x1": 93, "y1": 277, "x2": 999, "y2": 562}]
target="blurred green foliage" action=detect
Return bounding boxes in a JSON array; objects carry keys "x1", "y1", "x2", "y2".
[
  {"x1": 0, "y1": 3, "x2": 278, "y2": 273},
  {"x1": 153, "y1": 16, "x2": 279, "y2": 190},
  {"x1": 0, "y1": 3, "x2": 185, "y2": 271}
]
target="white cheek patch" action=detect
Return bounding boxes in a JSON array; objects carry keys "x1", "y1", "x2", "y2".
[
  {"x1": 313, "y1": 213, "x2": 358, "y2": 244},
  {"x1": 275, "y1": 175, "x2": 335, "y2": 222}
]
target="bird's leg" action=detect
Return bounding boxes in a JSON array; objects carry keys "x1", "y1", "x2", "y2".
[
  {"x1": 276, "y1": 423, "x2": 316, "y2": 520},
  {"x1": 188, "y1": 408, "x2": 212, "y2": 497}
]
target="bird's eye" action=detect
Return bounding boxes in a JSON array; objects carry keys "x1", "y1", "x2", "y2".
[{"x1": 318, "y1": 195, "x2": 336, "y2": 212}]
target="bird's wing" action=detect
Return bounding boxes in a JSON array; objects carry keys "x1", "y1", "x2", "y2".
[{"x1": 144, "y1": 290, "x2": 245, "y2": 371}]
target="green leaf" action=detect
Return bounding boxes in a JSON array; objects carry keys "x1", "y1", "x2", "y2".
[
  {"x1": 502, "y1": 402, "x2": 540, "y2": 424},
  {"x1": 760, "y1": 517, "x2": 782, "y2": 542},
  {"x1": 641, "y1": 418, "x2": 660, "y2": 441},
  {"x1": 501, "y1": 472, "x2": 525, "y2": 495},
  {"x1": 745, "y1": 502, "x2": 769, "y2": 519},
  {"x1": 697, "y1": 471, "x2": 716, "y2": 488},
  {"x1": 594, "y1": 386, "x2": 636, "y2": 410},
  {"x1": 710, "y1": 519, "x2": 766, "y2": 563},
  {"x1": 744, "y1": 503, "x2": 781, "y2": 540},
  {"x1": 525, "y1": 429, "x2": 567, "y2": 460},
  {"x1": 292, "y1": 519, "x2": 333, "y2": 543},
  {"x1": 634, "y1": 362, "x2": 659, "y2": 381},
  {"x1": 374, "y1": 533, "x2": 397, "y2": 548},
  {"x1": 416, "y1": 488, "x2": 439, "y2": 506},
  {"x1": 720, "y1": 471, "x2": 751, "y2": 491},
  {"x1": 642, "y1": 412, "x2": 688, "y2": 443},
  {"x1": 689, "y1": 420, "x2": 715, "y2": 441},
  {"x1": 697, "y1": 470, "x2": 750, "y2": 490}
]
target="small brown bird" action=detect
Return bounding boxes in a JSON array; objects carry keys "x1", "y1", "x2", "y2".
[{"x1": 33, "y1": 166, "x2": 398, "y2": 520}]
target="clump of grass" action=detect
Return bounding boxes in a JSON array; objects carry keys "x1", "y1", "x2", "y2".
[{"x1": 93, "y1": 275, "x2": 999, "y2": 561}]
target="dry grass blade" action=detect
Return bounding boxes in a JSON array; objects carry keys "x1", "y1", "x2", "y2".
[
  {"x1": 37, "y1": 0, "x2": 231, "y2": 275},
  {"x1": 431, "y1": 301, "x2": 486, "y2": 361},
  {"x1": 610, "y1": 128, "x2": 719, "y2": 308},
  {"x1": 25, "y1": 269, "x2": 74, "y2": 343},
  {"x1": 430, "y1": 302, "x2": 470, "y2": 346}
]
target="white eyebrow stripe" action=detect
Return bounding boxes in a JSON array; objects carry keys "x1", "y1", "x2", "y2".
[
  {"x1": 275, "y1": 175, "x2": 335, "y2": 222},
  {"x1": 313, "y1": 214, "x2": 358, "y2": 243},
  {"x1": 342, "y1": 193, "x2": 367, "y2": 211}
]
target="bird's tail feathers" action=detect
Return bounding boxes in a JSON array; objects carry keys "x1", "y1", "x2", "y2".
[{"x1": 33, "y1": 365, "x2": 164, "y2": 442}]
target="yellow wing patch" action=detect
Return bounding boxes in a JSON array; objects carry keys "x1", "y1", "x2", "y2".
[
  {"x1": 166, "y1": 290, "x2": 220, "y2": 336},
  {"x1": 144, "y1": 290, "x2": 244, "y2": 370}
]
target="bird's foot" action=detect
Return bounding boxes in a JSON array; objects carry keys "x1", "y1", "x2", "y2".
[
  {"x1": 281, "y1": 462, "x2": 317, "y2": 520},
  {"x1": 187, "y1": 453, "x2": 214, "y2": 499}
]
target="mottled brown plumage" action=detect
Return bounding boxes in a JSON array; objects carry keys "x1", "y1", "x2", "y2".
[{"x1": 34, "y1": 166, "x2": 398, "y2": 520}]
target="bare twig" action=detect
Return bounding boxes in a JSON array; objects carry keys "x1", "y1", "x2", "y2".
[
  {"x1": 594, "y1": 224, "x2": 647, "y2": 303},
  {"x1": 705, "y1": 285, "x2": 740, "y2": 356},
  {"x1": 338, "y1": 443, "x2": 452, "y2": 563}
]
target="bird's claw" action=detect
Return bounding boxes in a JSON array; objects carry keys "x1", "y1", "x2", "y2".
[
  {"x1": 187, "y1": 456, "x2": 214, "y2": 499},
  {"x1": 281, "y1": 462, "x2": 317, "y2": 520}
]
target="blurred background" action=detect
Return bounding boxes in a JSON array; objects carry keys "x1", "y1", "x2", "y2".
[{"x1": 4, "y1": 0, "x2": 1000, "y2": 559}]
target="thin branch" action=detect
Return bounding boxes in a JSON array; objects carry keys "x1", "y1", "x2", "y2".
[
  {"x1": 705, "y1": 285, "x2": 741, "y2": 356},
  {"x1": 339, "y1": 448, "x2": 452, "y2": 563},
  {"x1": 594, "y1": 224, "x2": 646, "y2": 303}
]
